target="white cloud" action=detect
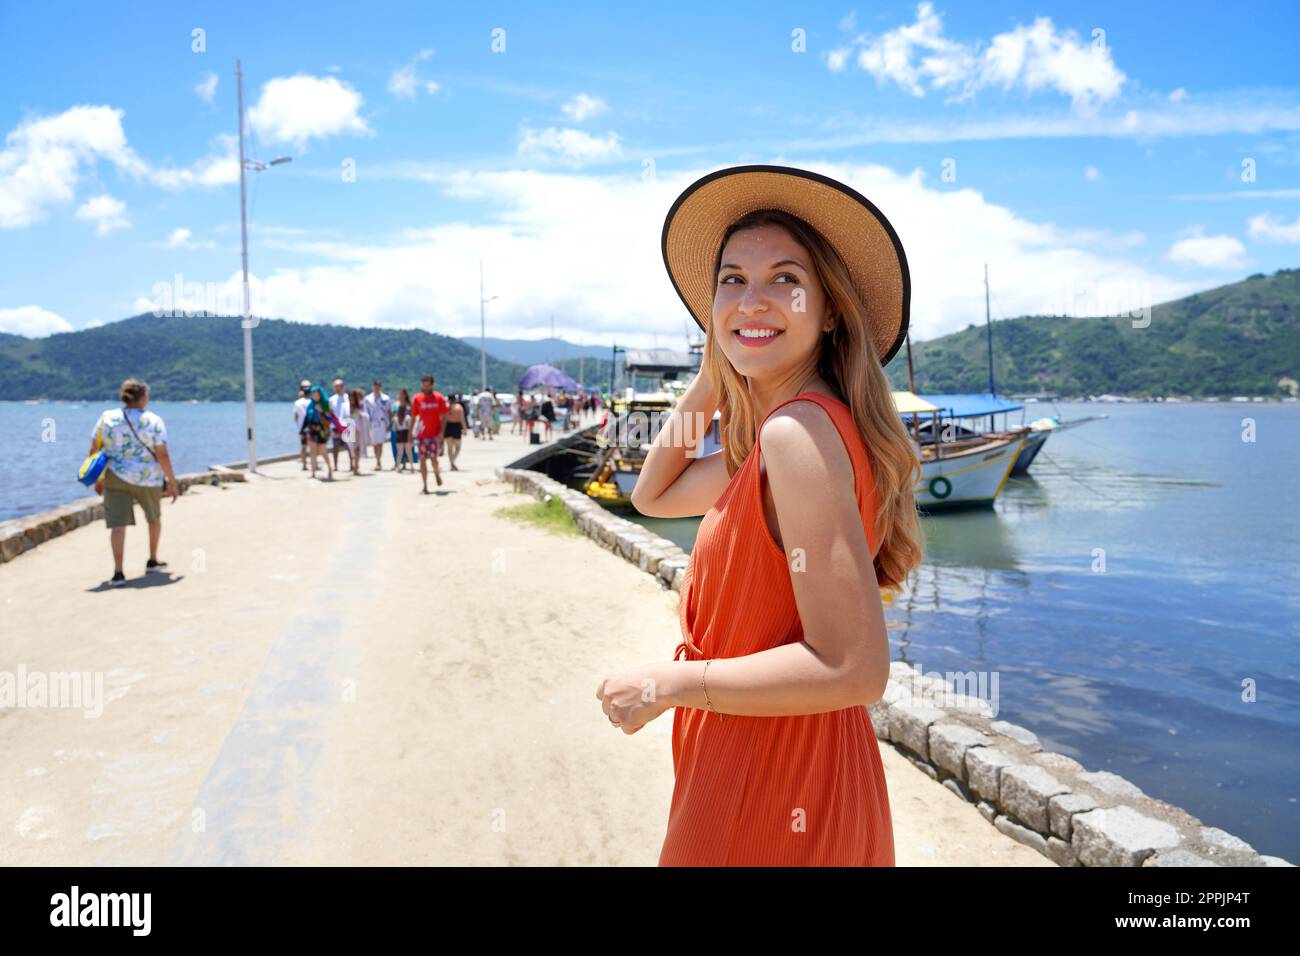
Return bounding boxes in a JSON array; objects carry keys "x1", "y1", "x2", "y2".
[
  {"x1": 0, "y1": 305, "x2": 74, "y2": 336},
  {"x1": 1166, "y1": 229, "x2": 1249, "y2": 269},
  {"x1": 151, "y1": 133, "x2": 239, "y2": 188},
  {"x1": 0, "y1": 105, "x2": 147, "y2": 228},
  {"x1": 133, "y1": 161, "x2": 1202, "y2": 345},
  {"x1": 247, "y1": 74, "x2": 371, "y2": 149},
  {"x1": 1169, "y1": 87, "x2": 1188, "y2": 103},
  {"x1": 160, "y1": 226, "x2": 215, "y2": 249},
  {"x1": 1247, "y1": 211, "x2": 1300, "y2": 243},
  {"x1": 1084, "y1": 165, "x2": 1101, "y2": 181},
  {"x1": 785, "y1": 88, "x2": 1300, "y2": 148},
  {"x1": 517, "y1": 126, "x2": 622, "y2": 165},
  {"x1": 389, "y1": 51, "x2": 440, "y2": 100},
  {"x1": 0, "y1": 105, "x2": 241, "y2": 230},
  {"x1": 827, "y1": 48, "x2": 851, "y2": 72},
  {"x1": 388, "y1": 64, "x2": 418, "y2": 100},
  {"x1": 843, "y1": 1, "x2": 1126, "y2": 111},
  {"x1": 195, "y1": 72, "x2": 219, "y2": 104},
  {"x1": 562, "y1": 93, "x2": 607, "y2": 122},
  {"x1": 75, "y1": 193, "x2": 129, "y2": 234}
]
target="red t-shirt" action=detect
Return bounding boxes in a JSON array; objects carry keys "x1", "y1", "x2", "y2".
[{"x1": 412, "y1": 390, "x2": 448, "y2": 437}]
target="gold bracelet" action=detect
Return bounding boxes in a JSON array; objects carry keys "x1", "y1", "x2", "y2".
[{"x1": 702, "y1": 659, "x2": 724, "y2": 722}]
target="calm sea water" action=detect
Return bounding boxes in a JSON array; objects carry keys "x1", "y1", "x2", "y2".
[
  {"x1": 1, "y1": 401, "x2": 303, "y2": 522},
  {"x1": 628, "y1": 401, "x2": 1300, "y2": 863},
  {"x1": 5, "y1": 399, "x2": 1299, "y2": 860}
]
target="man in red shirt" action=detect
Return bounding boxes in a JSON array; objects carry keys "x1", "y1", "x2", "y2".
[{"x1": 411, "y1": 374, "x2": 448, "y2": 493}]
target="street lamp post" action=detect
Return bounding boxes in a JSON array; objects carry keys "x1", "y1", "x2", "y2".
[
  {"x1": 610, "y1": 343, "x2": 624, "y2": 398},
  {"x1": 479, "y1": 258, "x2": 498, "y2": 391},
  {"x1": 236, "y1": 58, "x2": 291, "y2": 474}
]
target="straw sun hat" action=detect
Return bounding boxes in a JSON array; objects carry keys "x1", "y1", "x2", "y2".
[{"x1": 661, "y1": 164, "x2": 911, "y2": 366}]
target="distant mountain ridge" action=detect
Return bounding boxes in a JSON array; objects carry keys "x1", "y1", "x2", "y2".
[
  {"x1": 0, "y1": 314, "x2": 616, "y2": 402},
  {"x1": 456, "y1": 335, "x2": 612, "y2": 365},
  {"x1": 884, "y1": 269, "x2": 1300, "y2": 398},
  {"x1": 3, "y1": 269, "x2": 1296, "y2": 400}
]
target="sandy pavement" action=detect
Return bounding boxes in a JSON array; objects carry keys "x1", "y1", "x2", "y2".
[{"x1": 0, "y1": 428, "x2": 1050, "y2": 866}]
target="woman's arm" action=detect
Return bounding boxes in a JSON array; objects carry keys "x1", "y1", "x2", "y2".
[
  {"x1": 663, "y1": 403, "x2": 889, "y2": 717},
  {"x1": 629, "y1": 367, "x2": 727, "y2": 518}
]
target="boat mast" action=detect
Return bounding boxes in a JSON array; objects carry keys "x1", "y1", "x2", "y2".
[
  {"x1": 905, "y1": 329, "x2": 919, "y2": 443},
  {"x1": 984, "y1": 262, "x2": 996, "y2": 431}
]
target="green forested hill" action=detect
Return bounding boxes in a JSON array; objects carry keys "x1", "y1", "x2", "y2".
[
  {"x1": 0, "y1": 314, "x2": 617, "y2": 401},
  {"x1": 3, "y1": 269, "x2": 1297, "y2": 400},
  {"x1": 884, "y1": 268, "x2": 1300, "y2": 398}
]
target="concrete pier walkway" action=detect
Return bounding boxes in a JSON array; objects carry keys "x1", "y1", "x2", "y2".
[{"x1": 0, "y1": 421, "x2": 1049, "y2": 866}]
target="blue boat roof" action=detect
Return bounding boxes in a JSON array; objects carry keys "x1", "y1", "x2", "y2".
[{"x1": 914, "y1": 393, "x2": 1024, "y2": 417}]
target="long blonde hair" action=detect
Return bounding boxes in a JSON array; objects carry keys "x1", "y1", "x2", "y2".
[{"x1": 704, "y1": 208, "x2": 924, "y2": 593}]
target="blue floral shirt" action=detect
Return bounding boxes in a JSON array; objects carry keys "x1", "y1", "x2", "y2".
[{"x1": 93, "y1": 408, "x2": 168, "y2": 487}]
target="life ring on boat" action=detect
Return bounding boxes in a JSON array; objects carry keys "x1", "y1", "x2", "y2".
[{"x1": 928, "y1": 476, "x2": 953, "y2": 499}]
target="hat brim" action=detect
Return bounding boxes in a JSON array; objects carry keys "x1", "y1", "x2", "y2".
[{"x1": 661, "y1": 164, "x2": 911, "y2": 367}]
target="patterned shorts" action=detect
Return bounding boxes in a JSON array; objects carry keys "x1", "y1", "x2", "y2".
[{"x1": 415, "y1": 436, "x2": 442, "y2": 456}]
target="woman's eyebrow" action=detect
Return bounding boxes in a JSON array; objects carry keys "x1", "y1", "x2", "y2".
[{"x1": 719, "y1": 258, "x2": 809, "y2": 271}]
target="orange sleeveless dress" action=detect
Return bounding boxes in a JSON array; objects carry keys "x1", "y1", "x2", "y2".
[{"x1": 659, "y1": 390, "x2": 895, "y2": 867}]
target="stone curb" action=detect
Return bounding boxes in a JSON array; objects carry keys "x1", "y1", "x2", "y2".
[
  {"x1": 0, "y1": 470, "x2": 246, "y2": 567},
  {"x1": 494, "y1": 464, "x2": 1296, "y2": 869}
]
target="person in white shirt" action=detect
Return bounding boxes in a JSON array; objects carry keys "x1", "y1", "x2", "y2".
[
  {"x1": 328, "y1": 378, "x2": 353, "y2": 472},
  {"x1": 363, "y1": 380, "x2": 392, "y2": 470},
  {"x1": 473, "y1": 389, "x2": 496, "y2": 441},
  {"x1": 293, "y1": 379, "x2": 312, "y2": 471}
]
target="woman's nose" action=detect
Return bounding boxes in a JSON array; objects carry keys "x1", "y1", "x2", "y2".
[{"x1": 739, "y1": 282, "x2": 768, "y2": 313}]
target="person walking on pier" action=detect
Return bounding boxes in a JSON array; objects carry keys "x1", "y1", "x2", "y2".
[
  {"x1": 599, "y1": 165, "x2": 923, "y2": 867},
  {"x1": 329, "y1": 378, "x2": 352, "y2": 473},
  {"x1": 393, "y1": 388, "x2": 414, "y2": 471},
  {"x1": 411, "y1": 375, "x2": 447, "y2": 493},
  {"x1": 510, "y1": 391, "x2": 524, "y2": 436},
  {"x1": 443, "y1": 394, "x2": 467, "y2": 470},
  {"x1": 89, "y1": 378, "x2": 180, "y2": 586},
  {"x1": 302, "y1": 385, "x2": 336, "y2": 481},
  {"x1": 540, "y1": 394, "x2": 556, "y2": 439},
  {"x1": 473, "y1": 387, "x2": 496, "y2": 441},
  {"x1": 364, "y1": 380, "x2": 392, "y2": 471},
  {"x1": 293, "y1": 380, "x2": 312, "y2": 470},
  {"x1": 346, "y1": 388, "x2": 368, "y2": 476}
]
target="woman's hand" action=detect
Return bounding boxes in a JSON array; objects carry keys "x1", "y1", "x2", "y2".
[
  {"x1": 93, "y1": 477, "x2": 104, "y2": 494},
  {"x1": 596, "y1": 662, "x2": 679, "y2": 734}
]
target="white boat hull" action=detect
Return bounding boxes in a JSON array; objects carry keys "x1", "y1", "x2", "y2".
[{"x1": 915, "y1": 435, "x2": 1024, "y2": 509}]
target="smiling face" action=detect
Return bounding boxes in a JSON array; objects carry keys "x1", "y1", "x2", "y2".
[{"x1": 712, "y1": 222, "x2": 833, "y2": 382}]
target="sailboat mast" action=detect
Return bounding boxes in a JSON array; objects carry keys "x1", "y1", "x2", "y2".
[
  {"x1": 984, "y1": 263, "x2": 996, "y2": 431},
  {"x1": 984, "y1": 263, "x2": 995, "y2": 395},
  {"x1": 905, "y1": 330, "x2": 919, "y2": 442}
]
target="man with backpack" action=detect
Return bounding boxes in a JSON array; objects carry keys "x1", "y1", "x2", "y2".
[{"x1": 89, "y1": 378, "x2": 179, "y2": 587}]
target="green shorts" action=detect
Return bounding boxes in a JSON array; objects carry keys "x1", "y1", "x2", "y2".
[{"x1": 103, "y1": 469, "x2": 163, "y2": 528}]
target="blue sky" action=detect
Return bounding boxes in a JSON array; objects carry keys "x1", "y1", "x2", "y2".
[{"x1": 1, "y1": 0, "x2": 1298, "y2": 348}]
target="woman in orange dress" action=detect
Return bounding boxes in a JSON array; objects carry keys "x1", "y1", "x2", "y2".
[{"x1": 596, "y1": 165, "x2": 925, "y2": 866}]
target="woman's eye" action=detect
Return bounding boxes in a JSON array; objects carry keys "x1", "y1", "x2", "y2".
[
  {"x1": 719, "y1": 274, "x2": 742, "y2": 284},
  {"x1": 774, "y1": 272, "x2": 799, "y2": 283}
]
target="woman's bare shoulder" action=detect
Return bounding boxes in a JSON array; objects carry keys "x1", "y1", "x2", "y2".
[{"x1": 758, "y1": 400, "x2": 854, "y2": 486}]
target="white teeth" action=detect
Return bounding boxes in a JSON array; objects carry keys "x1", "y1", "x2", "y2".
[{"x1": 737, "y1": 328, "x2": 780, "y2": 338}]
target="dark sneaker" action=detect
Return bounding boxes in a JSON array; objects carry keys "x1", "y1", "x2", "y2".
[
  {"x1": 109, "y1": 571, "x2": 126, "y2": 587},
  {"x1": 146, "y1": 559, "x2": 168, "y2": 573}
]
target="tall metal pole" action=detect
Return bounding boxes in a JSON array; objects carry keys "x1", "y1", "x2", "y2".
[
  {"x1": 479, "y1": 259, "x2": 487, "y2": 391},
  {"x1": 905, "y1": 329, "x2": 919, "y2": 443},
  {"x1": 984, "y1": 263, "x2": 995, "y2": 397},
  {"x1": 237, "y1": 60, "x2": 257, "y2": 473}
]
